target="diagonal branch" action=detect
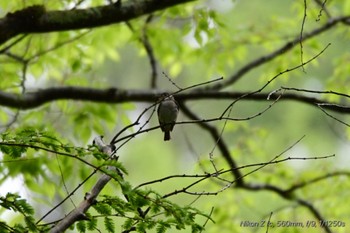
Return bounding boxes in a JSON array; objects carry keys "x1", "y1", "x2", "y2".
[
  {"x1": 202, "y1": 15, "x2": 350, "y2": 91},
  {"x1": 49, "y1": 137, "x2": 117, "y2": 233},
  {"x1": 50, "y1": 173, "x2": 112, "y2": 233}
]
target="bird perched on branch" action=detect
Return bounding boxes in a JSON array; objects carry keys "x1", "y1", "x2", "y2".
[{"x1": 157, "y1": 93, "x2": 179, "y2": 141}]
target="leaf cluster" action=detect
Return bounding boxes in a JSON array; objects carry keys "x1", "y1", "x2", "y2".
[
  {"x1": 0, "y1": 192, "x2": 50, "y2": 232},
  {"x1": 73, "y1": 186, "x2": 209, "y2": 233}
]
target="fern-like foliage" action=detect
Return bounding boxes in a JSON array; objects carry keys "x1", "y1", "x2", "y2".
[
  {"x1": 0, "y1": 127, "x2": 210, "y2": 233},
  {"x1": 78, "y1": 188, "x2": 211, "y2": 233},
  {"x1": 0, "y1": 192, "x2": 45, "y2": 232}
]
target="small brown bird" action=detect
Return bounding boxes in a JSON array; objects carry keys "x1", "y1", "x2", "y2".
[{"x1": 157, "y1": 93, "x2": 179, "y2": 141}]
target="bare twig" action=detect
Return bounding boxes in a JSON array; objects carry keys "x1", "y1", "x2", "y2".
[
  {"x1": 220, "y1": 43, "x2": 330, "y2": 118},
  {"x1": 0, "y1": 110, "x2": 20, "y2": 131},
  {"x1": 0, "y1": 35, "x2": 27, "y2": 53},
  {"x1": 162, "y1": 71, "x2": 182, "y2": 90},
  {"x1": 314, "y1": 0, "x2": 330, "y2": 20},
  {"x1": 28, "y1": 31, "x2": 91, "y2": 61},
  {"x1": 203, "y1": 16, "x2": 348, "y2": 91},
  {"x1": 285, "y1": 171, "x2": 350, "y2": 193},
  {"x1": 134, "y1": 134, "x2": 334, "y2": 198},
  {"x1": 113, "y1": 105, "x2": 158, "y2": 152},
  {"x1": 280, "y1": 86, "x2": 350, "y2": 99},
  {"x1": 300, "y1": 0, "x2": 307, "y2": 72},
  {"x1": 200, "y1": 207, "x2": 214, "y2": 232},
  {"x1": 55, "y1": 154, "x2": 76, "y2": 208},
  {"x1": 266, "y1": 212, "x2": 273, "y2": 233},
  {"x1": 71, "y1": 0, "x2": 88, "y2": 10},
  {"x1": 0, "y1": 142, "x2": 99, "y2": 170},
  {"x1": 38, "y1": 169, "x2": 98, "y2": 224},
  {"x1": 158, "y1": 154, "x2": 334, "y2": 198},
  {"x1": 317, "y1": 104, "x2": 350, "y2": 127},
  {"x1": 135, "y1": 173, "x2": 211, "y2": 190}
]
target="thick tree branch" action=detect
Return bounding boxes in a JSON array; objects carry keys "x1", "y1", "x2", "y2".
[
  {"x1": 0, "y1": 0, "x2": 195, "y2": 46},
  {"x1": 50, "y1": 173, "x2": 111, "y2": 233},
  {"x1": 1, "y1": 87, "x2": 349, "y2": 114}
]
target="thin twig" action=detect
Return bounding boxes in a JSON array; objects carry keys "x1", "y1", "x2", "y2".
[
  {"x1": 300, "y1": 0, "x2": 307, "y2": 72},
  {"x1": 162, "y1": 71, "x2": 182, "y2": 90},
  {"x1": 220, "y1": 43, "x2": 331, "y2": 118},
  {"x1": 314, "y1": 0, "x2": 330, "y2": 20},
  {"x1": 158, "y1": 154, "x2": 334, "y2": 198},
  {"x1": 200, "y1": 207, "x2": 214, "y2": 232},
  {"x1": 0, "y1": 35, "x2": 27, "y2": 53},
  {"x1": 0, "y1": 142, "x2": 99, "y2": 170},
  {"x1": 55, "y1": 154, "x2": 76, "y2": 208},
  {"x1": 317, "y1": 104, "x2": 350, "y2": 127},
  {"x1": 281, "y1": 86, "x2": 350, "y2": 99},
  {"x1": 266, "y1": 212, "x2": 273, "y2": 233},
  {"x1": 286, "y1": 171, "x2": 350, "y2": 193}
]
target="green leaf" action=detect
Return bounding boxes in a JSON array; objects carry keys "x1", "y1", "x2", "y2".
[
  {"x1": 87, "y1": 218, "x2": 97, "y2": 231},
  {"x1": 122, "y1": 218, "x2": 134, "y2": 231},
  {"x1": 0, "y1": 145, "x2": 26, "y2": 159},
  {"x1": 191, "y1": 223, "x2": 204, "y2": 233},
  {"x1": 93, "y1": 202, "x2": 112, "y2": 215},
  {"x1": 156, "y1": 221, "x2": 171, "y2": 233},
  {"x1": 77, "y1": 220, "x2": 86, "y2": 233},
  {"x1": 24, "y1": 215, "x2": 37, "y2": 232},
  {"x1": 101, "y1": 195, "x2": 128, "y2": 216},
  {"x1": 103, "y1": 160, "x2": 128, "y2": 175},
  {"x1": 104, "y1": 217, "x2": 115, "y2": 233}
]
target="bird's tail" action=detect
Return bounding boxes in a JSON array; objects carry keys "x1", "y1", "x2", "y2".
[{"x1": 164, "y1": 131, "x2": 170, "y2": 141}]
